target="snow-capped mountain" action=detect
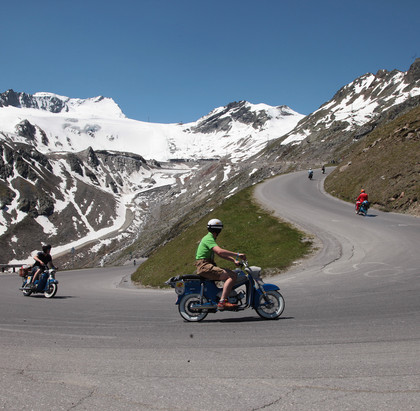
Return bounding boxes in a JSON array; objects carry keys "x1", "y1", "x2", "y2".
[
  {"x1": 0, "y1": 91, "x2": 304, "y2": 162},
  {"x1": 250, "y1": 59, "x2": 420, "y2": 174},
  {"x1": 1, "y1": 58, "x2": 419, "y2": 267},
  {"x1": 271, "y1": 59, "x2": 420, "y2": 151},
  {"x1": 0, "y1": 93, "x2": 303, "y2": 265}
]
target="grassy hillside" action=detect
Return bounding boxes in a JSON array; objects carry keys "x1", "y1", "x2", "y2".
[
  {"x1": 324, "y1": 105, "x2": 420, "y2": 216},
  {"x1": 131, "y1": 185, "x2": 313, "y2": 287}
]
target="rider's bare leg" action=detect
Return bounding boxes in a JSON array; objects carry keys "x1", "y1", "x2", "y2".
[{"x1": 220, "y1": 270, "x2": 237, "y2": 301}]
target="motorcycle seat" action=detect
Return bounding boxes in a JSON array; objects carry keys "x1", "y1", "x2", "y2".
[
  {"x1": 180, "y1": 274, "x2": 202, "y2": 281},
  {"x1": 165, "y1": 274, "x2": 205, "y2": 286}
]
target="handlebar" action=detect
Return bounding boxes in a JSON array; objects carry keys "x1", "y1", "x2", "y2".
[{"x1": 237, "y1": 260, "x2": 250, "y2": 269}]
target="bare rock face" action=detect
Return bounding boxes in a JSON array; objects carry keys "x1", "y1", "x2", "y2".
[
  {"x1": 1, "y1": 89, "x2": 66, "y2": 113},
  {"x1": 191, "y1": 101, "x2": 271, "y2": 134}
]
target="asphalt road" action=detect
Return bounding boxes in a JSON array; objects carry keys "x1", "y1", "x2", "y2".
[{"x1": 1, "y1": 169, "x2": 419, "y2": 410}]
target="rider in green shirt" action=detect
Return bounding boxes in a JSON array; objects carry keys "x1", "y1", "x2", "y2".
[
  {"x1": 195, "y1": 219, "x2": 246, "y2": 310},
  {"x1": 195, "y1": 232, "x2": 218, "y2": 261}
]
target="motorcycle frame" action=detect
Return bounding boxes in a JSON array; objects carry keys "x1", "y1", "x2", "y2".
[{"x1": 21, "y1": 269, "x2": 58, "y2": 293}]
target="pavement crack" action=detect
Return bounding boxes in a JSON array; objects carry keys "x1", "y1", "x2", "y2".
[{"x1": 67, "y1": 388, "x2": 96, "y2": 410}]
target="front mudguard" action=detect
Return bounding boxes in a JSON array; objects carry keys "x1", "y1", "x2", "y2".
[
  {"x1": 253, "y1": 283, "x2": 280, "y2": 304},
  {"x1": 260, "y1": 283, "x2": 280, "y2": 292}
]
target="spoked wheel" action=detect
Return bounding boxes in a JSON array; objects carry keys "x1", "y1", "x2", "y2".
[
  {"x1": 44, "y1": 283, "x2": 58, "y2": 298},
  {"x1": 178, "y1": 293, "x2": 208, "y2": 322},
  {"x1": 256, "y1": 290, "x2": 285, "y2": 320}
]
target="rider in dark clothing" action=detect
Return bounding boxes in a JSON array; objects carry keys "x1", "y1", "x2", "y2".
[{"x1": 25, "y1": 244, "x2": 54, "y2": 289}]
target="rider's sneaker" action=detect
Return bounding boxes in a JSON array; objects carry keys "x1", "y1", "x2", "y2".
[{"x1": 217, "y1": 300, "x2": 238, "y2": 311}]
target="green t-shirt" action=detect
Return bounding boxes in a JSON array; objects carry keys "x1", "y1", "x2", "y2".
[{"x1": 195, "y1": 232, "x2": 218, "y2": 261}]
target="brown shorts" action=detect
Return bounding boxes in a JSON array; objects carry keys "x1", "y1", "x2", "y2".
[{"x1": 195, "y1": 259, "x2": 227, "y2": 281}]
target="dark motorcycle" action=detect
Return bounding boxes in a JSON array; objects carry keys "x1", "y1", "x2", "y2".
[
  {"x1": 19, "y1": 266, "x2": 59, "y2": 298},
  {"x1": 166, "y1": 261, "x2": 285, "y2": 322}
]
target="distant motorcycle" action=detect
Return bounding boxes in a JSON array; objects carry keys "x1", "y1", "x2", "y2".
[
  {"x1": 308, "y1": 170, "x2": 313, "y2": 180},
  {"x1": 166, "y1": 261, "x2": 285, "y2": 322},
  {"x1": 356, "y1": 200, "x2": 370, "y2": 216},
  {"x1": 19, "y1": 266, "x2": 59, "y2": 298}
]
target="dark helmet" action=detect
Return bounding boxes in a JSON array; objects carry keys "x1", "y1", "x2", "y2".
[
  {"x1": 207, "y1": 218, "x2": 223, "y2": 233},
  {"x1": 42, "y1": 244, "x2": 52, "y2": 253}
]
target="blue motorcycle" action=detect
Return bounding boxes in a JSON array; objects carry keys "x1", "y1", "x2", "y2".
[
  {"x1": 356, "y1": 200, "x2": 370, "y2": 216},
  {"x1": 19, "y1": 267, "x2": 59, "y2": 298},
  {"x1": 166, "y1": 261, "x2": 285, "y2": 322}
]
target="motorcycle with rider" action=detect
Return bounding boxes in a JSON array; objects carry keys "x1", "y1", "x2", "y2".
[
  {"x1": 166, "y1": 219, "x2": 285, "y2": 321},
  {"x1": 355, "y1": 189, "x2": 370, "y2": 215},
  {"x1": 19, "y1": 244, "x2": 59, "y2": 298}
]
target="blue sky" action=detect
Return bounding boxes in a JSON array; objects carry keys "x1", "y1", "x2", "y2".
[{"x1": 1, "y1": 0, "x2": 419, "y2": 124}]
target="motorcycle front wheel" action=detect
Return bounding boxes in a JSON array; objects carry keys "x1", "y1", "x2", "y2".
[
  {"x1": 256, "y1": 290, "x2": 285, "y2": 320},
  {"x1": 44, "y1": 283, "x2": 58, "y2": 298},
  {"x1": 178, "y1": 293, "x2": 209, "y2": 322}
]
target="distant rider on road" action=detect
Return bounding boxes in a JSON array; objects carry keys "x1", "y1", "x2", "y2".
[{"x1": 356, "y1": 189, "x2": 369, "y2": 212}]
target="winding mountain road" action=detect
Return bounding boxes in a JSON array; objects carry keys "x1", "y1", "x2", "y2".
[{"x1": 1, "y1": 169, "x2": 419, "y2": 410}]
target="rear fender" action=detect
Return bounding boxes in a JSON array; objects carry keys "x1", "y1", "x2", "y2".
[
  {"x1": 174, "y1": 281, "x2": 219, "y2": 305},
  {"x1": 174, "y1": 281, "x2": 202, "y2": 305},
  {"x1": 174, "y1": 290, "x2": 202, "y2": 305}
]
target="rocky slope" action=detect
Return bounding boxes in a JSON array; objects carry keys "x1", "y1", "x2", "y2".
[
  {"x1": 259, "y1": 58, "x2": 420, "y2": 167},
  {"x1": 324, "y1": 104, "x2": 420, "y2": 216}
]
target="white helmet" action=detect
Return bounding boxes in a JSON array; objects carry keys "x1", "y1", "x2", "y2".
[{"x1": 207, "y1": 218, "x2": 223, "y2": 231}]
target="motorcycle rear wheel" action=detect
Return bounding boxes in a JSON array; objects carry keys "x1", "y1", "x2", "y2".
[
  {"x1": 256, "y1": 290, "x2": 285, "y2": 320},
  {"x1": 179, "y1": 293, "x2": 209, "y2": 322},
  {"x1": 44, "y1": 283, "x2": 58, "y2": 298}
]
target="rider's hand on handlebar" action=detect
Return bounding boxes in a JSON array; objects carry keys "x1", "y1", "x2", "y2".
[{"x1": 234, "y1": 253, "x2": 247, "y2": 266}]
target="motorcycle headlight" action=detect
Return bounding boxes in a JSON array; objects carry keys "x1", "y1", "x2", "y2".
[{"x1": 175, "y1": 281, "x2": 185, "y2": 295}]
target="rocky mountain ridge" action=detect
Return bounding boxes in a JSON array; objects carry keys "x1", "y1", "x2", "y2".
[
  {"x1": 0, "y1": 90, "x2": 125, "y2": 118},
  {"x1": 260, "y1": 59, "x2": 420, "y2": 166}
]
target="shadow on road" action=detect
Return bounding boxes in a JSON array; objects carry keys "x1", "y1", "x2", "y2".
[
  {"x1": 196, "y1": 316, "x2": 294, "y2": 324},
  {"x1": 27, "y1": 295, "x2": 78, "y2": 299}
]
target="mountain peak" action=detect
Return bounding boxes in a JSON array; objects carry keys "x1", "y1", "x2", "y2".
[
  {"x1": 406, "y1": 57, "x2": 420, "y2": 82},
  {"x1": 0, "y1": 90, "x2": 125, "y2": 119}
]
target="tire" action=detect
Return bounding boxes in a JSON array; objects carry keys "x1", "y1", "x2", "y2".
[
  {"x1": 44, "y1": 283, "x2": 58, "y2": 298},
  {"x1": 256, "y1": 290, "x2": 285, "y2": 320},
  {"x1": 178, "y1": 293, "x2": 209, "y2": 322},
  {"x1": 22, "y1": 289, "x2": 32, "y2": 297}
]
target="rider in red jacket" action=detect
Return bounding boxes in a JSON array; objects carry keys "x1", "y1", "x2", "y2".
[{"x1": 356, "y1": 189, "x2": 368, "y2": 211}]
